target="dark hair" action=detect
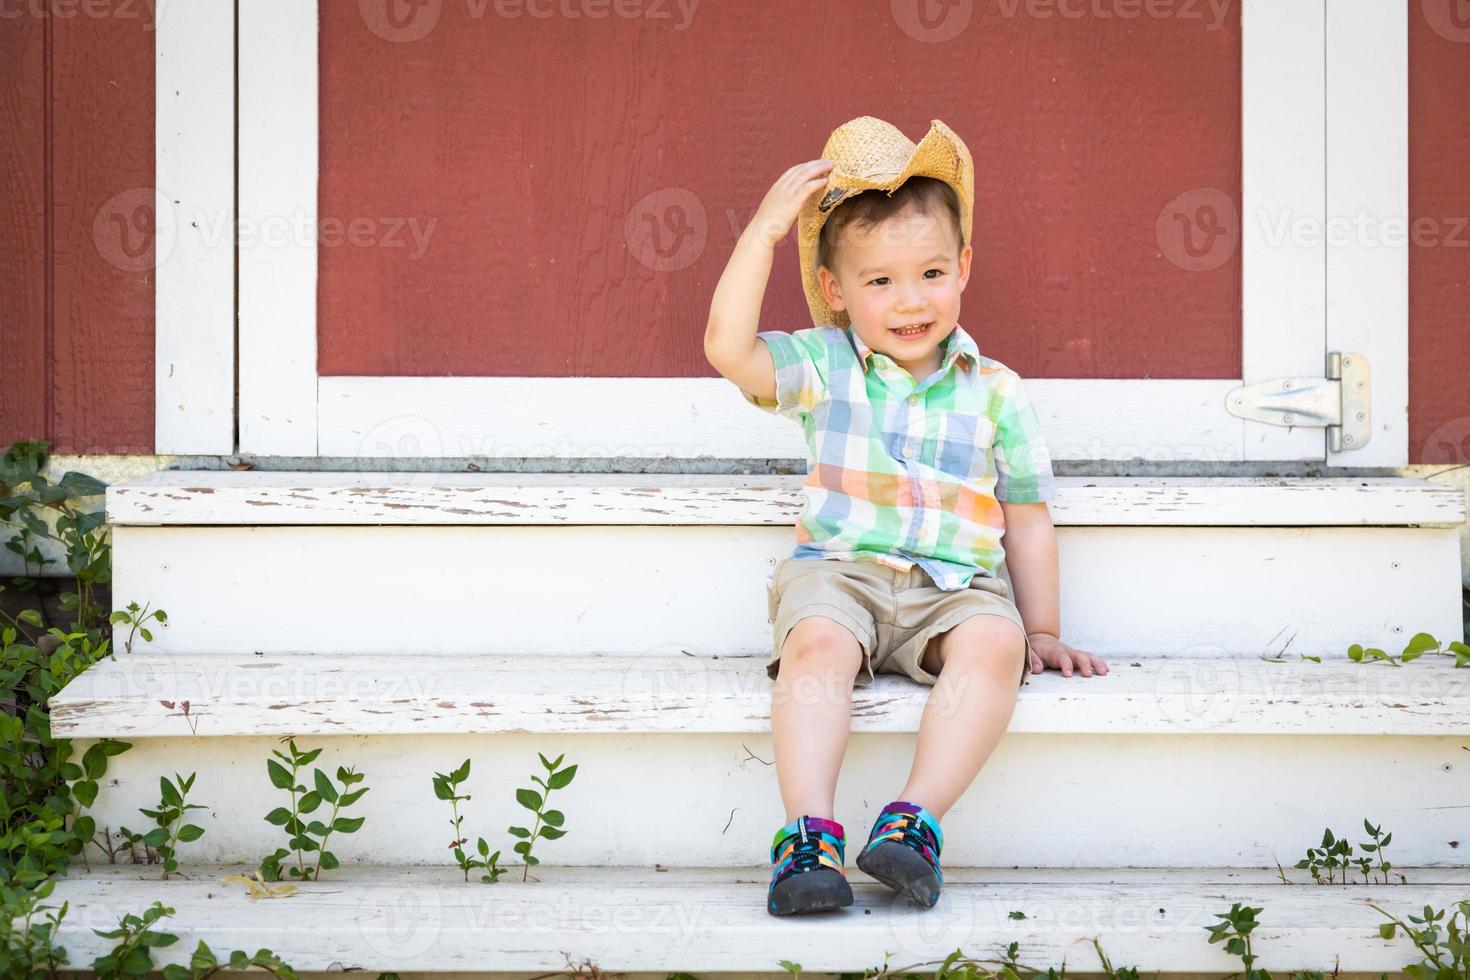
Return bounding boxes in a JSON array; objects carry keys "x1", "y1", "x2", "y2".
[{"x1": 813, "y1": 176, "x2": 965, "y2": 280}]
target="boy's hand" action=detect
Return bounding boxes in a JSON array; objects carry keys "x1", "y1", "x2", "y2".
[
  {"x1": 1027, "y1": 633, "x2": 1108, "y2": 678},
  {"x1": 742, "y1": 160, "x2": 834, "y2": 250}
]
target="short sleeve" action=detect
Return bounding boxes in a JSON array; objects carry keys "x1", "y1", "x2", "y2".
[
  {"x1": 993, "y1": 373, "x2": 1056, "y2": 503},
  {"x1": 737, "y1": 328, "x2": 830, "y2": 423}
]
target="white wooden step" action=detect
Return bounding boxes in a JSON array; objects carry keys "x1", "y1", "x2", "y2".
[
  {"x1": 61, "y1": 727, "x2": 1470, "y2": 868},
  {"x1": 107, "y1": 472, "x2": 1466, "y2": 526},
  {"x1": 108, "y1": 521, "x2": 1462, "y2": 657},
  {"x1": 104, "y1": 473, "x2": 1464, "y2": 658},
  {"x1": 51, "y1": 653, "x2": 1470, "y2": 739},
  {"x1": 40, "y1": 864, "x2": 1469, "y2": 974}
]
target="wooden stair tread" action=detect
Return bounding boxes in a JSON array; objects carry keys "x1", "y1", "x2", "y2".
[
  {"x1": 105, "y1": 472, "x2": 1466, "y2": 526},
  {"x1": 40, "y1": 863, "x2": 1468, "y2": 973},
  {"x1": 51, "y1": 653, "x2": 1470, "y2": 738}
]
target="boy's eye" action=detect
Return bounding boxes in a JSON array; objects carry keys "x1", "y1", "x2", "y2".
[{"x1": 867, "y1": 269, "x2": 944, "y2": 286}]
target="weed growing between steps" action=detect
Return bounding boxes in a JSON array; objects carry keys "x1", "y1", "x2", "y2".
[
  {"x1": 1282, "y1": 820, "x2": 1401, "y2": 886},
  {"x1": 115, "y1": 773, "x2": 208, "y2": 880},
  {"x1": 260, "y1": 738, "x2": 369, "y2": 883},
  {"x1": 1262, "y1": 631, "x2": 1470, "y2": 667},
  {"x1": 434, "y1": 752, "x2": 580, "y2": 883}
]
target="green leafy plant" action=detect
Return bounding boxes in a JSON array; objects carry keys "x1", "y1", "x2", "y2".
[
  {"x1": 1203, "y1": 902, "x2": 1339, "y2": 980},
  {"x1": 1, "y1": 619, "x2": 132, "y2": 887},
  {"x1": 1347, "y1": 631, "x2": 1470, "y2": 668},
  {"x1": 431, "y1": 758, "x2": 506, "y2": 884},
  {"x1": 0, "y1": 440, "x2": 111, "y2": 634},
  {"x1": 509, "y1": 752, "x2": 576, "y2": 882},
  {"x1": 116, "y1": 774, "x2": 206, "y2": 879},
  {"x1": 0, "y1": 876, "x2": 69, "y2": 977},
  {"x1": 1371, "y1": 899, "x2": 1470, "y2": 980},
  {"x1": 108, "y1": 601, "x2": 167, "y2": 657},
  {"x1": 91, "y1": 900, "x2": 296, "y2": 980},
  {"x1": 1292, "y1": 820, "x2": 1401, "y2": 885},
  {"x1": 1204, "y1": 902, "x2": 1268, "y2": 980},
  {"x1": 261, "y1": 739, "x2": 367, "y2": 882}
]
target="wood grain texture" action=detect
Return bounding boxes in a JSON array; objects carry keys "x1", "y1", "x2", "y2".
[
  {"x1": 0, "y1": 12, "x2": 48, "y2": 448},
  {"x1": 316, "y1": 2, "x2": 1241, "y2": 380},
  {"x1": 49, "y1": 8, "x2": 155, "y2": 453},
  {"x1": 104, "y1": 472, "x2": 1468, "y2": 526},
  {"x1": 0, "y1": 8, "x2": 156, "y2": 453},
  {"x1": 51, "y1": 652, "x2": 1470, "y2": 738},
  {"x1": 38, "y1": 863, "x2": 1470, "y2": 972},
  {"x1": 1409, "y1": 8, "x2": 1470, "y2": 466}
]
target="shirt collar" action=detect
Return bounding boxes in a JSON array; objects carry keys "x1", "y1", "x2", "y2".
[{"x1": 849, "y1": 323, "x2": 980, "y2": 376}]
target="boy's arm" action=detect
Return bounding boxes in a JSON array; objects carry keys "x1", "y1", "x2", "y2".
[
  {"x1": 703, "y1": 224, "x2": 779, "y2": 403},
  {"x1": 1002, "y1": 500, "x2": 1108, "y2": 678},
  {"x1": 999, "y1": 501, "x2": 1060, "y2": 639},
  {"x1": 704, "y1": 159, "x2": 832, "y2": 403}
]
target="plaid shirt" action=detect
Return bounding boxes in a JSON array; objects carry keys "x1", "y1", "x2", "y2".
[{"x1": 737, "y1": 322, "x2": 1056, "y2": 591}]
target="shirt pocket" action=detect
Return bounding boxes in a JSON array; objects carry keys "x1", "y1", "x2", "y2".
[{"x1": 935, "y1": 410, "x2": 993, "y2": 480}]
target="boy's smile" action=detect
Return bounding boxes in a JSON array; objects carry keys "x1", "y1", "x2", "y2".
[{"x1": 815, "y1": 205, "x2": 974, "y2": 382}]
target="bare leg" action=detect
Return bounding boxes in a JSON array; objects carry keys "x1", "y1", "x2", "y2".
[
  {"x1": 897, "y1": 615, "x2": 1026, "y2": 821},
  {"x1": 770, "y1": 616, "x2": 864, "y2": 823}
]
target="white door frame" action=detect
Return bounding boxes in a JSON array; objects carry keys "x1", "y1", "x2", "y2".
[{"x1": 159, "y1": 0, "x2": 1407, "y2": 465}]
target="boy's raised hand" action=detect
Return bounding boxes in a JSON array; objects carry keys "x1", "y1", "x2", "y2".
[
  {"x1": 743, "y1": 160, "x2": 834, "y2": 250},
  {"x1": 1027, "y1": 633, "x2": 1109, "y2": 679}
]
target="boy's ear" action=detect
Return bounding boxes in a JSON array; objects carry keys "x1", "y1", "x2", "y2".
[
  {"x1": 817, "y1": 264, "x2": 846, "y2": 314},
  {"x1": 956, "y1": 242, "x2": 973, "y2": 290}
]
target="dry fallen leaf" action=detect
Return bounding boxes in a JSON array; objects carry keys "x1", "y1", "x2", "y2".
[{"x1": 220, "y1": 870, "x2": 298, "y2": 901}]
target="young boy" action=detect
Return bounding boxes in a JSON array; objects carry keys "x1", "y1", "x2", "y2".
[{"x1": 704, "y1": 116, "x2": 1107, "y2": 917}]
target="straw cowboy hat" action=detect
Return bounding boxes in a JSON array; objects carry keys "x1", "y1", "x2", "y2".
[{"x1": 798, "y1": 116, "x2": 975, "y2": 328}]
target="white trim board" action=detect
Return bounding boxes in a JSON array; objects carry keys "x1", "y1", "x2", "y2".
[
  {"x1": 220, "y1": 0, "x2": 1407, "y2": 464},
  {"x1": 237, "y1": 0, "x2": 318, "y2": 455},
  {"x1": 1325, "y1": 0, "x2": 1408, "y2": 466},
  {"x1": 154, "y1": 0, "x2": 234, "y2": 453}
]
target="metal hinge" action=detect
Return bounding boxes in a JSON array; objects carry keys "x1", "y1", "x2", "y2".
[{"x1": 1225, "y1": 352, "x2": 1371, "y2": 452}]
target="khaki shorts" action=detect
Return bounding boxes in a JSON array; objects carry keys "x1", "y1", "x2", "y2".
[{"x1": 764, "y1": 556, "x2": 1033, "y2": 689}]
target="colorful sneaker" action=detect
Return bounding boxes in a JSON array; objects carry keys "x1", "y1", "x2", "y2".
[
  {"x1": 767, "y1": 815, "x2": 853, "y2": 916},
  {"x1": 855, "y1": 800, "x2": 944, "y2": 907}
]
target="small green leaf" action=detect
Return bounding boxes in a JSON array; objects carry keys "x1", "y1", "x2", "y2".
[
  {"x1": 516, "y1": 788, "x2": 542, "y2": 810},
  {"x1": 264, "y1": 807, "x2": 292, "y2": 826},
  {"x1": 1379, "y1": 922, "x2": 1396, "y2": 940},
  {"x1": 266, "y1": 759, "x2": 294, "y2": 790},
  {"x1": 547, "y1": 765, "x2": 578, "y2": 790},
  {"x1": 314, "y1": 768, "x2": 339, "y2": 804},
  {"x1": 177, "y1": 824, "x2": 205, "y2": 842}
]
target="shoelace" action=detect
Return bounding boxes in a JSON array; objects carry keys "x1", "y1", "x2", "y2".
[
  {"x1": 883, "y1": 811, "x2": 940, "y2": 863},
  {"x1": 791, "y1": 819, "x2": 823, "y2": 871}
]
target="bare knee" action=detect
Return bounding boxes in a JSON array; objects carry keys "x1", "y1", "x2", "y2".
[
  {"x1": 777, "y1": 616, "x2": 864, "y2": 684},
  {"x1": 923, "y1": 615, "x2": 1027, "y2": 678}
]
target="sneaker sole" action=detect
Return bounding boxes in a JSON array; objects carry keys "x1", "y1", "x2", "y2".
[
  {"x1": 856, "y1": 841, "x2": 941, "y2": 908},
  {"x1": 767, "y1": 867, "x2": 854, "y2": 916}
]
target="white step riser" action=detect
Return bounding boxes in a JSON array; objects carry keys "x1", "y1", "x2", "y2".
[
  {"x1": 71, "y1": 733, "x2": 1470, "y2": 869},
  {"x1": 111, "y1": 525, "x2": 1462, "y2": 657}
]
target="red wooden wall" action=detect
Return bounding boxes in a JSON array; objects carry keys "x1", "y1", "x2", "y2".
[
  {"x1": 318, "y1": 1, "x2": 1243, "y2": 380},
  {"x1": 0, "y1": 2, "x2": 1465, "y2": 463},
  {"x1": 1408, "y1": 7, "x2": 1470, "y2": 465},
  {"x1": 0, "y1": 6, "x2": 155, "y2": 455}
]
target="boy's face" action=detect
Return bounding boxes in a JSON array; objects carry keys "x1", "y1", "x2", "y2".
[{"x1": 816, "y1": 203, "x2": 973, "y2": 377}]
